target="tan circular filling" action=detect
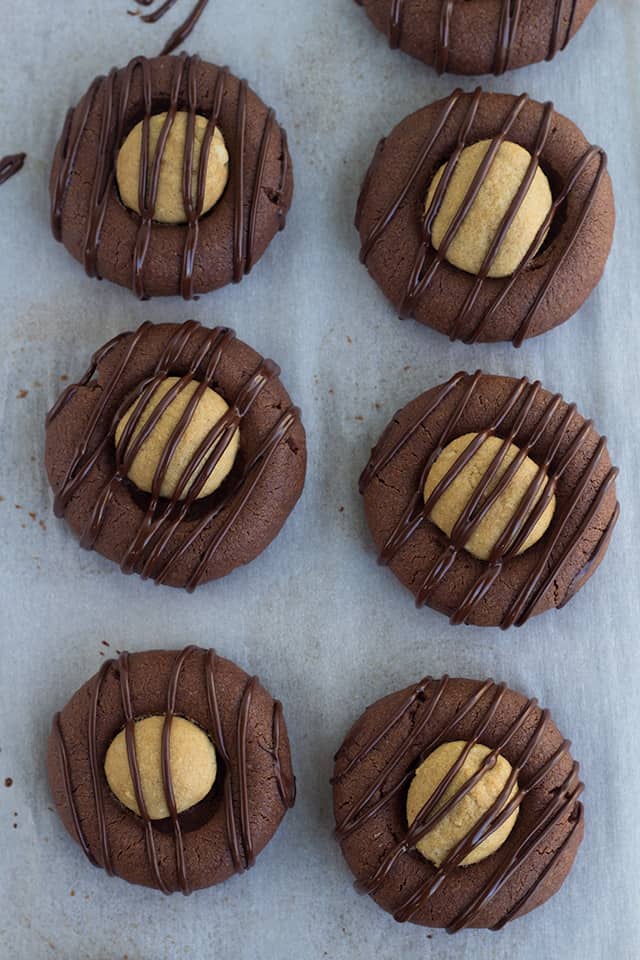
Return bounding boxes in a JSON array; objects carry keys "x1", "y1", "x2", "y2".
[
  {"x1": 423, "y1": 432, "x2": 556, "y2": 562},
  {"x1": 425, "y1": 139, "x2": 553, "y2": 278},
  {"x1": 407, "y1": 741, "x2": 519, "y2": 868},
  {"x1": 104, "y1": 715, "x2": 217, "y2": 820},
  {"x1": 115, "y1": 377, "x2": 240, "y2": 501},
  {"x1": 116, "y1": 111, "x2": 229, "y2": 224}
]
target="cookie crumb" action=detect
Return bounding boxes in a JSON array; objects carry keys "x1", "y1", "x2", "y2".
[
  {"x1": 16, "y1": 389, "x2": 28, "y2": 399},
  {"x1": 4, "y1": 777, "x2": 13, "y2": 787},
  {"x1": 60, "y1": 374, "x2": 69, "y2": 381}
]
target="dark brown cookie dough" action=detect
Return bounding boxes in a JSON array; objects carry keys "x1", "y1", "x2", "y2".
[
  {"x1": 45, "y1": 320, "x2": 306, "y2": 591},
  {"x1": 48, "y1": 646, "x2": 296, "y2": 893},
  {"x1": 50, "y1": 54, "x2": 293, "y2": 299},
  {"x1": 360, "y1": 372, "x2": 619, "y2": 627},
  {"x1": 355, "y1": 0, "x2": 598, "y2": 75},
  {"x1": 356, "y1": 89, "x2": 614, "y2": 345},
  {"x1": 333, "y1": 675, "x2": 584, "y2": 931}
]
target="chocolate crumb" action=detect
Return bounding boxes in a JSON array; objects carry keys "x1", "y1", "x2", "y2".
[{"x1": 4, "y1": 778, "x2": 13, "y2": 788}]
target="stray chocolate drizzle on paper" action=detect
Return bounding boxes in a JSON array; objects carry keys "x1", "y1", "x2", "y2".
[
  {"x1": 53, "y1": 646, "x2": 295, "y2": 894},
  {"x1": 130, "y1": 0, "x2": 210, "y2": 56},
  {"x1": 0, "y1": 153, "x2": 26, "y2": 186},
  {"x1": 333, "y1": 676, "x2": 584, "y2": 932}
]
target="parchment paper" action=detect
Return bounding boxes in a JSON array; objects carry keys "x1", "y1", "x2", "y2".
[{"x1": 1, "y1": 1, "x2": 639, "y2": 957}]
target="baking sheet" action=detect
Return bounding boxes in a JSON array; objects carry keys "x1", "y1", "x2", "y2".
[{"x1": 1, "y1": 1, "x2": 639, "y2": 957}]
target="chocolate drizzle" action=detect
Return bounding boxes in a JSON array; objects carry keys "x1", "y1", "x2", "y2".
[
  {"x1": 50, "y1": 54, "x2": 289, "y2": 300},
  {"x1": 378, "y1": 0, "x2": 580, "y2": 74},
  {"x1": 271, "y1": 700, "x2": 297, "y2": 808},
  {"x1": 333, "y1": 677, "x2": 583, "y2": 932},
  {"x1": 358, "y1": 88, "x2": 608, "y2": 346},
  {"x1": 52, "y1": 646, "x2": 295, "y2": 893},
  {"x1": 0, "y1": 153, "x2": 26, "y2": 185},
  {"x1": 46, "y1": 320, "x2": 301, "y2": 591},
  {"x1": 130, "y1": 0, "x2": 209, "y2": 56},
  {"x1": 359, "y1": 372, "x2": 619, "y2": 627}
]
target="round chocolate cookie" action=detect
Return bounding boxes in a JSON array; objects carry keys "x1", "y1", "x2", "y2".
[
  {"x1": 50, "y1": 54, "x2": 293, "y2": 299},
  {"x1": 356, "y1": 89, "x2": 614, "y2": 345},
  {"x1": 354, "y1": 0, "x2": 598, "y2": 75},
  {"x1": 333, "y1": 675, "x2": 584, "y2": 931},
  {"x1": 360, "y1": 371, "x2": 619, "y2": 627},
  {"x1": 45, "y1": 320, "x2": 306, "y2": 591},
  {"x1": 48, "y1": 646, "x2": 296, "y2": 893}
]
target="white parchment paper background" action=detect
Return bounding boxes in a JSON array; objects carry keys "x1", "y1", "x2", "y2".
[{"x1": 0, "y1": 1, "x2": 638, "y2": 957}]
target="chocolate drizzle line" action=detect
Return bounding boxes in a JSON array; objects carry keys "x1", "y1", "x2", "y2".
[
  {"x1": 50, "y1": 54, "x2": 289, "y2": 300},
  {"x1": 52, "y1": 714, "x2": 96, "y2": 864},
  {"x1": 359, "y1": 88, "x2": 607, "y2": 346},
  {"x1": 334, "y1": 677, "x2": 583, "y2": 932},
  {"x1": 0, "y1": 153, "x2": 26, "y2": 185},
  {"x1": 47, "y1": 320, "x2": 301, "y2": 591},
  {"x1": 271, "y1": 700, "x2": 297, "y2": 808},
  {"x1": 359, "y1": 372, "x2": 619, "y2": 627},
  {"x1": 375, "y1": 0, "x2": 579, "y2": 74},
  {"x1": 237, "y1": 677, "x2": 257, "y2": 867},
  {"x1": 53, "y1": 646, "x2": 294, "y2": 893}
]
